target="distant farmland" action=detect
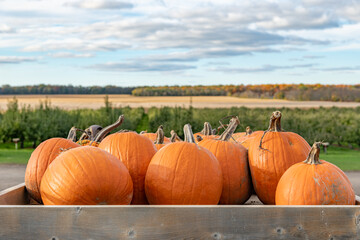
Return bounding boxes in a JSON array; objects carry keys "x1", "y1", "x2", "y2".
[{"x1": 0, "y1": 95, "x2": 359, "y2": 110}]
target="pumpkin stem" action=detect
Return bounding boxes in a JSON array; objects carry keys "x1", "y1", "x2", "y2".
[
  {"x1": 219, "y1": 116, "x2": 240, "y2": 141},
  {"x1": 268, "y1": 111, "x2": 282, "y2": 132},
  {"x1": 304, "y1": 142, "x2": 322, "y2": 164},
  {"x1": 259, "y1": 111, "x2": 282, "y2": 150},
  {"x1": 196, "y1": 135, "x2": 203, "y2": 142},
  {"x1": 79, "y1": 125, "x2": 103, "y2": 141},
  {"x1": 94, "y1": 115, "x2": 125, "y2": 142},
  {"x1": 184, "y1": 124, "x2": 196, "y2": 143},
  {"x1": 154, "y1": 125, "x2": 165, "y2": 144},
  {"x1": 218, "y1": 115, "x2": 237, "y2": 134},
  {"x1": 140, "y1": 130, "x2": 147, "y2": 134},
  {"x1": 170, "y1": 130, "x2": 182, "y2": 142},
  {"x1": 200, "y1": 122, "x2": 213, "y2": 136},
  {"x1": 67, "y1": 127, "x2": 85, "y2": 142},
  {"x1": 245, "y1": 126, "x2": 253, "y2": 136}
]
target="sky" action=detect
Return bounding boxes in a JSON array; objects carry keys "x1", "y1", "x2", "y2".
[{"x1": 0, "y1": 0, "x2": 360, "y2": 86}]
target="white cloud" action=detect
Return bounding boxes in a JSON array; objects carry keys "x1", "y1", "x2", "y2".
[
  {"x1": 0, "y1": 0, "x2": 360, "y2": 74},
  {"x1": 210, "y1": 64, "x2": 316, "y2": 73},
  {"x1": 0, "y1": 24, "x2": 14, "y2": 33},
  {"x1": 0, "y1": 56, "x2": 38, "y2": 64},
  {"x1": 23, "y1": 39, "x2": 130, "y2": 52},
  {"x1": 66, "y1": 0, "x2": 133, "y2": 9},
  {"x1": 49, "y1": 52, "x2": 94, "y2": 58},
  {"x1": 91, "y1": 61, "x2": 196, "y2": 72}
]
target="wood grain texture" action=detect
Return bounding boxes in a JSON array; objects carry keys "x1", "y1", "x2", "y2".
[
  {"x1": 0, "y1": 183, "x2": 29, "y2": 205},
  {"x1": 0, "y1": 205, "x2": 360, "y2": 239}
]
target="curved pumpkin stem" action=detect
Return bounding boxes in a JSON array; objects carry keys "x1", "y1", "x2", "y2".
[
  {"x1": 79, "y1": 125, "x2": 103, "y2": 141},
  {"x1": 170, "y1": 130, "x2": 182, "y2": 142},
  {"x1": 67, "y1": 127, "x2": 84, "y2": 142},
  {"x1": 304, "y1": 142, "x2": 322, "y2": 164},
  {"x1": 140, "y1": 130, "x2": 147, "y2": 134},
  {"x1": 94, "y1": 115, "x2": 125, "y2": 142},
  {"x1": 259, "y1": 111, "x2": 282, "y2": 150},
  {"x1": 201, "y1": 122, "x2": 213, "y2": 136},
  {"x1": 245, "y1": 126, "x2": 253, "y2": 136},
  {"x1": 154, "y1": 125, "x2": 165, "y2": 144},
  {"x1": 219, "y1": 116, "x2": 240, "y2": 141},
  {"x1": 184, "y1": 124, "x2": 196, "y2": 143},
  {"x1": 268, "y1": 111, "x2": 282, "y2": 132}
]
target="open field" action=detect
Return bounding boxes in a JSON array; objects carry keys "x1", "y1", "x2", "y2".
[{"x1": 0, "y1": 95, "x2": 360, "y2": 110}]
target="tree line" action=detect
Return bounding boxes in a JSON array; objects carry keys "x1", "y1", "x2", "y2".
[
  {"x1": 0, "y1": 97, "x2": 359, "y2": 148},
  {"x1": 0, "y1": 84, "x2": 135, "y2": 95},
  {"x1": 132, "y1": 84, "x2": 360, "y2": 102},
  {"x1": 1, "y1": 84, "x2": 360, "y2": 102}
]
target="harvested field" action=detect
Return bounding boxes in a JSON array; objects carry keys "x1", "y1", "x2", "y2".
[{"x1": 0, "y1": 95, "x2": 359, "y2": 110}]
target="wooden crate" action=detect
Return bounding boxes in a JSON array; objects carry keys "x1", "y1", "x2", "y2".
[{"x1": 1, "y1": 183, "x2": 360, "y2": 239}]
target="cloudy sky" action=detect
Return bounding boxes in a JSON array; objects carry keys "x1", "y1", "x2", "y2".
[{"x1": 0, "y1": 0, "x2": 360, "y2": 86}]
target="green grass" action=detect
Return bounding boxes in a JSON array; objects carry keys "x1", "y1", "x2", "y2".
[
  {"x1": 0, "y1": 144, "x2": 359, "y2": 171},
  {"x1": 0, "y1": 148, "x2": 33, "y2": 164},
  {"x1": 321, "y1": 146, "x2": 360, "y2": 171}
]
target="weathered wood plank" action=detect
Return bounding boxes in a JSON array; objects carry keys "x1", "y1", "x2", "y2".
[
  {"x1": 0, "y1": 183, "x2": 29, "y2": 205},
  {"x1": 0, "y1": 205, "x2": 359, "y2": 240}
]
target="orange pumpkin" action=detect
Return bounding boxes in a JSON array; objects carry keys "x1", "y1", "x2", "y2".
[
  {"x1": 198, "y1": 117, "x2": 252, "y2": 204},
  {"x1": 232, "y1": 126, "x2": 263, "y2": 149},
  {"x1": 248, "y1": 111, "x2": 311, "y2": 204},
  {"x1": 145, "y1": 124, "x2": 223, "y2": 205},
  {"x1": 98, "y1": 131, "x2": 157, "y2": 204},
  {"x1": 154, "y1": 125, "x2": 169, "y2": 150},
  {"x1": 40, "y1": 146, "x2": 133, "y2": 205},
  {"x1": 276, "y1": 142, "x2": 355, "y2": 205},
  {"x1": 194, "y1": 122, "x2": 217, "y2": 143},
  {"x1": 141, "y1": 130, "x2": 171, "y2": 144},
  {"x1": 25, "y1": 138, "x2": 80, "y2": 203}
]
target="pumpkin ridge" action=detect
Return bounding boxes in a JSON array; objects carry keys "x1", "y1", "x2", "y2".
[
  {"x1": 191, "y1": 145, "x2": 200, "y2": 204},
  {"x1": 224, "y1": 142, "x2": 231, "y2": 203},
  {"x1": 55, "y1": 156, "x2": 94, "y2": 204},
  {"x1": 85, "y1": 147, "x2": 105, "y2": 199},
  {"x1": 210, "y1": 140, "x2": 223, "y2": 202},
  {"x1": 170, "y1": 143, "x2": 187, "y2": 203},
  {"x1": 312, "y1": 165, "x2": 320, "y2": 204},
  {"x1": 46, "y1": 138, "x2": 63, "y2": 167},
  {"x1": 322, "y1": 162, "x2": 354, "y2": 204},
  {"x1": 72, "y1": 149, "x2": 99, "y2": 197},
  {"x1": 302, "y1": 165, "x2": 310, "y2": 205},
  {"x1": 43, "y1": 163, "x2": 85, "y2": 205},
  {"x1": 41, "y1": 174, "x2": 64, "y2": 204},
  {"x1": 109, "y1": 155, "x2": 133, "y2": 202},
  {"x1": 70, "y1": 149, "x2": 101, "y2": 203},
  {"x1": 37, "y1": 138, "x2": 62, "y2": 193},
  {"x1": 278, "y1": 133, "x2": 291, "y2": 179},
  {"x1": 32, "y1": 140, "x2": 47, "y2": 198}
]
